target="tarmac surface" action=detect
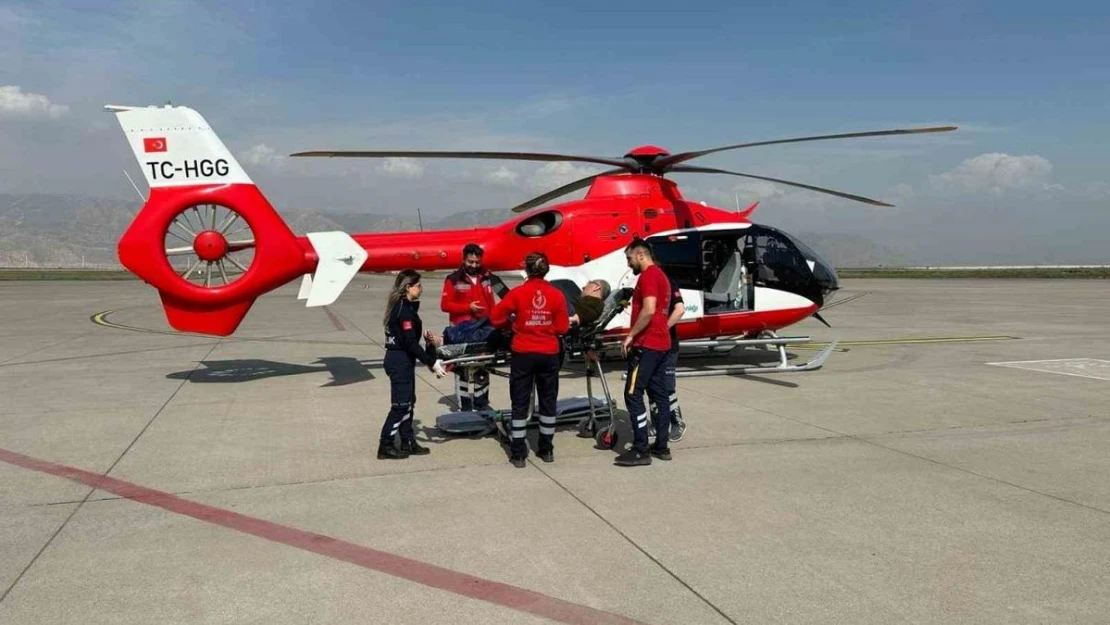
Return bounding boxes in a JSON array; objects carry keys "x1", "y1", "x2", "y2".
[{"x1": 1, "y1": 276, "x2": 1108, "y2": 624}]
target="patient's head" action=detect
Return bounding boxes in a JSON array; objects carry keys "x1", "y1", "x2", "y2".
[{"x1": 582, "y1": 279, "x2": 611, "y2": 301}]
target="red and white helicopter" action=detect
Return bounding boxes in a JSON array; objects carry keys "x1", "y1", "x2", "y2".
[{"x1": 106, "y1": 103, "x2": 954, "y2": 380}]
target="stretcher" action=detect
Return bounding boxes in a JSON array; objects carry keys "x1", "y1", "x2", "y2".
[{"x1": 433, "y1": 288, "x2": 632, "y2": 442}]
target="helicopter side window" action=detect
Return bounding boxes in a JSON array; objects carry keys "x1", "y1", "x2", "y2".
[
  {"x1": 515, "y1": 210, "x2": 563, "y2": 237},
  {"x1": 646, "y1": 233, "x2": 702, "y2": 290}
]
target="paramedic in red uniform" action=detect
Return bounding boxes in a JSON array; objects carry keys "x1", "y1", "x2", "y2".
[
  {"x1": 440, "y1": 243, "x2": 508, "y2": 411},
  {"x1": 615, "y1": 238, "x2": 674, "y2": 467},
  {"x1": 490, "y1": 252, "x2": 570, "y2": 468}
]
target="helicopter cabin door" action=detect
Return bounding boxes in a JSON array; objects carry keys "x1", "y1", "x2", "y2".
[
  {"x1": 644, "y1": 232, "x2": 705, "y2": 323},
  {"x1": 680, "y1": 230, "x2": 753, "y2": 314}
]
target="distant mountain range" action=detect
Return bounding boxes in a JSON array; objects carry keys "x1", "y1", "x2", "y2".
[{"x1": 0, "y1": 193, "x2": 908, "y2": 268}]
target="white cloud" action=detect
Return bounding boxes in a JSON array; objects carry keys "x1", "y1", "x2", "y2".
[
  {"x1": 0, "y1": 5, "x2": 36, "y2": 30},
  {"x1": 239, "y1": 143, "x2": 280, "y2": 168},
  {"x1": 0, "y1": 85, "x2": 69, "y2": 119},
  {"x1": 931, "y1": 152, "x2": 1054, "y2": 195},
  {"x1": 484, "y1": 166, "x2": 519, "y2": 186},
  {"x1": 378, "y1": 157, "x2": 424, "y2": 179},
  {"x1": 1086, "y1": 181, "x2": 1110, "y2": 199},
  {"x1": 529, "y1": 162, "x2": 604, "y2": 190},
  {"x1": 730, "y1": 180, "x2": 787, "y2": 201}
]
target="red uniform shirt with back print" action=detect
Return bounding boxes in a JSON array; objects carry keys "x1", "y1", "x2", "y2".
[
  {"x1": 630, "y1": 264, "x2": 672, "y2": 351},
  {"x1": 491, "y1": 277, "x2": 570, "y2": 354}
]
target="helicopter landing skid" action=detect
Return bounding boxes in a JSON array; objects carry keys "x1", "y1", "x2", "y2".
[
  {"x1": 617, "y1": 335, "x2": 838, "y2": 379},
  {"x1": 673, "y1": 337, "x2": 838, "y2": 378}
]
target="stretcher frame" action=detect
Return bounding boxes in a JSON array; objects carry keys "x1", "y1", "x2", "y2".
[{"x1": 432, "y1": 290, "x2": 632, "y2": 441}]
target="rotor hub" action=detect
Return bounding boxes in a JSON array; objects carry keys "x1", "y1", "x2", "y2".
[
  {"x1": 193, "y1": 230, "x2": 229, "y2": 262},
  {"x1": 625, "y1": 145, "x2": 670, "y2": 158}
]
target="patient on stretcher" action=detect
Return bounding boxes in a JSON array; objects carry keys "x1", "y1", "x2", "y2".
[{"x1": 436, "y1": 279, "x2": 628, "y2": 361}]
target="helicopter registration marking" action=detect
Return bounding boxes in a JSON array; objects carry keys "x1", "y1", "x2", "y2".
[
  {"x1": 986, "y1": 358, "x2": 1110, "y2": 382},
  {"x1": 144, "y1": 158, "x2": 231, "y2": 180}
]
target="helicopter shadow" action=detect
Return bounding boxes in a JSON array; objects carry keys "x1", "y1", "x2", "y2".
[{"x1": 167, "y1": 357, "x2": 384, "y2": 387}]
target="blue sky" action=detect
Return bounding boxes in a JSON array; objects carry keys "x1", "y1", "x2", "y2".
[{"x1": 2, "y1": 0, "x2": 1108, "y2": 263}]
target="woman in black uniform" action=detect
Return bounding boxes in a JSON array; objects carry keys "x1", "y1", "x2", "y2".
[{"x1": 380, "y1": 269, "x2": 448, "y2": 460}]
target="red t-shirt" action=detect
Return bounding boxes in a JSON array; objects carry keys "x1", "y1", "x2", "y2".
[
  {"x1": 630, "y1": 264, "x2": 672, "y2": 351},
  {"x1": 490, "y1": 277, "x2": 570, "y2": 354}
]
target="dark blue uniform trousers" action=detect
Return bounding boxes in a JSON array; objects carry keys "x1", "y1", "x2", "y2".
[
  {"x1": 509, "y1": 352, "x2": 560, "y2": 459},
  {"x1": 381, "y1": 351, "x2": 416, "y2": 444},
  {"x1": 625, "y1": 347, "x2": 671, "y2": 453}
]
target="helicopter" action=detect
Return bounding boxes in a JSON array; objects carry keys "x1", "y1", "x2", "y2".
[{"x1": 106, "y1": 103, "x2": 954, "y2": 378}]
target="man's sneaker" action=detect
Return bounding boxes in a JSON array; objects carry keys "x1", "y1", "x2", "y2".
[
  {"x1": 510, "y1": 456, "x2": 527, "y2": 468},
  {"x1": 537, "y1": 451, "x2": 554, "y2": 463},
  {"x1": 614, "y1": 449, "x2": 652, "y2": 467},
  {"x1": 650, "y1": 447, "x2": 672, "y2": 461}
]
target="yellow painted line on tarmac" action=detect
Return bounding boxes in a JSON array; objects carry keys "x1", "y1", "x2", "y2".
[
  {"x1": 90, "y1": 310, "x2": 207, "y2": 337},
  {"x1": 794, "y1": 335, "x2": 1020, "y2": 350}
]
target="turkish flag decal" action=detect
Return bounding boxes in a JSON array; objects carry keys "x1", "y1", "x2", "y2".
[{"x1": 143, "y1": 137, "x2": 167, "y2": 152}]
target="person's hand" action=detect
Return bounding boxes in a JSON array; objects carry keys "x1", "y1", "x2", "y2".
[
  {"x1": 432, "y1": 360, "x2": 448, "y2": 378},
  {"x1": 622, "y1": 336, "x2": 633, "y2": 358},
  {"x1": 424, "y1": 330, "x2": 443, "y2": 347},
  {"x1": 469, "y1": 301, "x2": 485, "y2": 314}
]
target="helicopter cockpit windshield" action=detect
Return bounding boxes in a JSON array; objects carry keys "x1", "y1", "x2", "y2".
[{"x1": 745, "y1": 225, "x2": 838, "y2": 306}]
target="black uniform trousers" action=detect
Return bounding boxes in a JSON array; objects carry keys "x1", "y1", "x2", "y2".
[
  {"x1": 508, "y1": 352, "x2": 560, "y2": 459},
  {"x1": 381, "y1": 351, "x2": 417, "y2": 444},
  {"x1": 625, "y1": 347, "x2": 671, "y2": 453}
]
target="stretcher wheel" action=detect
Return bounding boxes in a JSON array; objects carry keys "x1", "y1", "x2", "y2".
[
  {"x1": 577, "y1": 417, "x2": 609, "y2": 439},
  {"x1": 596, "y1": 428, "x2": 617, "y2": 450}
]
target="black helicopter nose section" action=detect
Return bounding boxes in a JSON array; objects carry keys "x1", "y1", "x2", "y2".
[{"x1": 746, "y1": 225, "x2": 838, "y2": 308}]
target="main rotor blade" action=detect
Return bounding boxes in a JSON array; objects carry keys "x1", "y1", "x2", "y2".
[
  {"x1": 656, "y1": 126, "x2": 958, "y2": 169},
  {"x1": 289, "y1": 150, "x2": 633, "y2": 170},
  {"x1": 511, "y1": 169, "x2": 627, "y2": 213},
  {"x1": 669, "y1": 165, "x2": 894, "y2": 207}
]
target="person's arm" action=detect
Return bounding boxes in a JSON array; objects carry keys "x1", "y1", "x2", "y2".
[
  {"x1": 397, "y1": 306, "x2": 436, "y2": 367},
  {"x1": 490, "y1": 290, "x2": 516, "y2": 328},
  {"x1": 667, "y1": 302, "x2": 685, "y2": 328},
  {"x1": 440, "y1": 278, "x2": 473, "y2": 316},
  {"x1": 668, "y1": 289, "x2": 685, "y2": 328},
  {"x1": 623, "y1": 272, "x2": 663, "y2": 350},
  {"x1": 489, "y1": 274, "x2": 510, "y2": 299},
  {"x1": 554, "y1": 290, "x2": 570, "y2": 335},
  {"x1": 626, "y1": 296, "x2": 656, "y2": 341}
]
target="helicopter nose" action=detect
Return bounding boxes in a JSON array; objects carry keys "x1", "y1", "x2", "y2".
[{"x1": 809, "y1": 256, "x2": 839, "y2": 296}]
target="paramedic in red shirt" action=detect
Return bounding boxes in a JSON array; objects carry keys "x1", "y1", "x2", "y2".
[
  {"x1": 490, "y1": 252, "x2": 570, "y2": 468},
  {"x1": 440, "y1": 243, "x2": 508, "y2": 411},
  {"x1": 615, "y1": 238, "x2": 674, "y2": 467}
]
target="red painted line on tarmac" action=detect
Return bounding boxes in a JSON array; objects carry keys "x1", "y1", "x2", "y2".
[
  {"x1": 0, "y1": 447, "x2": 651, "y2": 625},
  {"x1": 323, "y1": 306, "x2": 346, "y2": 331}
]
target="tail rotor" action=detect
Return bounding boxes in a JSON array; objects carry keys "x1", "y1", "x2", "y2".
[{"x1": 163, "y1": 202, "x2": 257, "y2": 288}]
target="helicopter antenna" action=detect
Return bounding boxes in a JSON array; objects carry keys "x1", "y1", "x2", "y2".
[
  {"x1": 123, "y1": 169, "x2": 146, "y2": 205},
  {"x1": 735, "y1": 192, "x2": 740, "y2": 212}
]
